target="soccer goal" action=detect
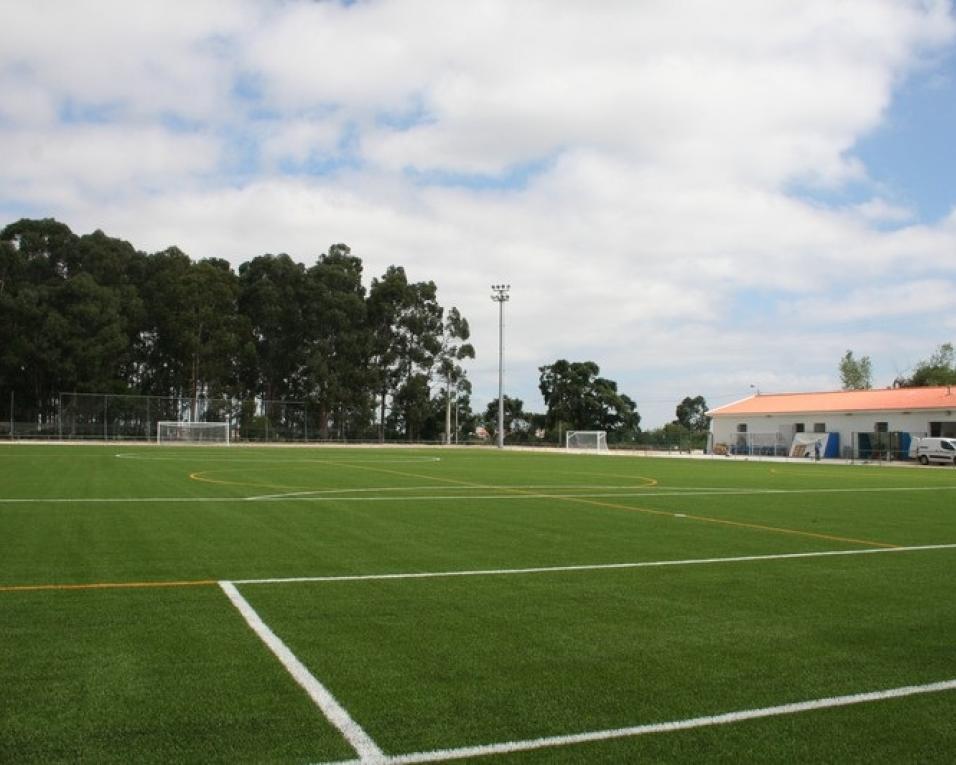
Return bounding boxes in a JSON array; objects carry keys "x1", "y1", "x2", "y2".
[
  {"x1": 565, "y1": 430, "x2": 608, "y2": 452},
  {"x1": 156, "y1": 421, "x2": 230, "y2": 445}
]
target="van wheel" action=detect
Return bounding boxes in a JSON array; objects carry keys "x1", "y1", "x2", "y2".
[{"x1": 918, "y1": 455, "x2": 929, "y2": 465}]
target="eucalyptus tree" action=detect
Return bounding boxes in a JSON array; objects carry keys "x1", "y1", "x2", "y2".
[
  {"x1": 428, "y1": 376, "x2": 475, "y2": 442},
  {"x1": 436, "y1": 306, "x2": 475, "y2": 444},
  {"x1": 73, "y1": 230, "x2": 147, "y2": 389},
  {"x1": 188, "y1": 258, "x2": 247, "y2": 403},
  {"x1": 0, "y1": 219, "x2": 127, "y2": 416},
  {"x1": 367, "y1": 266, "x2": 443, "y2": 441},
  {"x1": 305, "y1": 244, "x2": 370, "y2": 439},
  {"x1": 237, "y1": 253, "x2": 311, "y2": 403},
  {"x1": 135, "y1": 248, "x2": 219, "y2": 401}
]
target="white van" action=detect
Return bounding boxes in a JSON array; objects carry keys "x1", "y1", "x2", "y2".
[{"x1": 915, "y1": 437, "x2": 956, "y2": 465}]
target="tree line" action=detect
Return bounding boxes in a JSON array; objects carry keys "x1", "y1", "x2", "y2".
[
  {"x1": 480, "y1": 361, "x2": 710, "y2": 448},
  {"x1": 0, "y1": 218, "x2": 473, "y2": 441},
  {"x1": 475, "y1": 359, "x2": 643, "y2": 444},
  {"x1": 1, "y1": 217, "x2": 713, "y2": 445}
]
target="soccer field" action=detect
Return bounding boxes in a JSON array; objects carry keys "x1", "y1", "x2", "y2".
[{"x1": 1, "y1": 444, "x2": 955, "y2": 763}]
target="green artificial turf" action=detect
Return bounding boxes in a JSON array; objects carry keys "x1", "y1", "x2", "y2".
[{"x1": 1, "y1": 444, "x2": 955, "y2": 763}]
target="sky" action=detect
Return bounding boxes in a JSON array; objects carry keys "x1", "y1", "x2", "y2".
[{"x1": 2, "y1": 0, "x2": 956, "y2": 427}]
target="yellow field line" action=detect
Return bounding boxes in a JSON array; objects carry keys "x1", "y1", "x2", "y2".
[
  {"x1": 557, "y1": 495, "x2": 900, "y2": 549},
  {"x1": 1, "y1": 465, "x2": 901, "y2": 592},
  {"x1": 329, "y1": 461, "x2": 901, "y2": 549},
  {"x1": 188, "y1": 470, "x2": 307, "y2": 493},
  {"x1": 0, "y1": 578, "x2": 217, "y2": 593},
  {"x1": 561, "y1": 469, "x2": 660, "y2": 486}
]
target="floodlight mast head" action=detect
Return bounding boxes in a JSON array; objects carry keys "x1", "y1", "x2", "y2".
[{"x1": 490, "y1": 284, "x2": 511, "y2": 449}]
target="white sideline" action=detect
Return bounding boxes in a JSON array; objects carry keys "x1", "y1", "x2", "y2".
[
  {"x1": 230, "y1": 543, "x2": 956, "y2": 586},
  {"x1": 218, "y1": 581, "x2": 383, "y2": 762},
  {"x1": 322, "y1": 678, "x2": 956, "y2": 764}
]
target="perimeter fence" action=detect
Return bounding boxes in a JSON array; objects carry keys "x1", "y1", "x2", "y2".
[
  {"x1": 0, "y1": 393, "x2": 940, "y2": 460},
  {"x1": 2, "y1": 392, "x2": 386, "y2": 443}
]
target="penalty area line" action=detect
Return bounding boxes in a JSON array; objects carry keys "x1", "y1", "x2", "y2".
[
  {"x1": 321, "y1": 678, "x2": 956, "y2": 764},
  {"x1": 231, "y1": 542, "x2": 956, "y2": 586},
  {"x1": 5, "y1": 544, "x2": 954, "y2": 593},
  {"x1": 218, "y1": 581, "x2": 383, "y2": 762}
]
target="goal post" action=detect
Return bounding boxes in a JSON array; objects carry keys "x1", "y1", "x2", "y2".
[
  {"x1": 565, "y1": 430, "x2": 608, "y2": 452},
  {"x1": 156, "y1": 421, "x2": 230, "y2": 445}
]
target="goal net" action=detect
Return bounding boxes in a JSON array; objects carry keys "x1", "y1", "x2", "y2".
[
  {"x1": 565, "y1": 430, "x2": 608, "y2": 452},
  {"x1": 156, "y1": 421, "x2": 230, "y2": 445}
]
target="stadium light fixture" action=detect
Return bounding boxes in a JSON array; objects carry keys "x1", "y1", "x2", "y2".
[{"x1": 490, "y1": 284, "x2": 511, "y2": 449}]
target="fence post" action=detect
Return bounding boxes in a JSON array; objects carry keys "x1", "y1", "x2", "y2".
[{"x1": 9, "y1": 390, "x2": 12, "y2": 440}]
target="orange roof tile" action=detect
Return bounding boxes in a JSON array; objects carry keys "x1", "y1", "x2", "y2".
[{"x1": 708, "y1": 386, "x2": 956, "y2": 416}]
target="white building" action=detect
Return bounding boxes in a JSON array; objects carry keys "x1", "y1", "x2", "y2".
[{"x1": 707, "y1": 386, "x2": 956, "y2": 459}]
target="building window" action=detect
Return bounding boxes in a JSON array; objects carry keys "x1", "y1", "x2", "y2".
[
  {"x1": 794, "y1": 423, "x2": 805, "y2": 433},
  {"x1": 737, "y1": 423, "x2": 747, "y2": 433},
  {"x1": 813, "y1": 423, "x2": 826, "y2": 433},
  {"x1": 875, "y1": 422, "x2": 888, "y2": 433}
]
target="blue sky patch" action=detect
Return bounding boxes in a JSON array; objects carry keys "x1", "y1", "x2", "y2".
[
  {"x1": 376, "y1": 94, "x2": 434, "y2": 131},
  {"x1": 784, "y1": 51, "x2": 956, "y2": 227},
  {"x1": 58, "y1": 98, "x2": 125, "y2": 125},
  {"x1": 853, "y1": 51, "x2": 956, "y2": 224},
  {"x1": 232, "y1": 71, "x2": 265, "y2": 104},
  {"x1": 404, "y1": 155, "x2": 557, "y2": 191}
]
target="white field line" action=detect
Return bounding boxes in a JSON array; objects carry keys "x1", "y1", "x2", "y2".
[
  {"x1": 4, "y1": 484, "x2": 956, "y2": 504},
  {"x1": 230, "y1": 543, "x2": 956, "y2": 586},
  {"x1": 219, "y1": 581, "x2": 384, "y2": 762},
  {"x1": 114, "y1": 453, "x2": 442, "y2": 464},
  {"x1": 243, "y1": 484, "x2": 664, "y2": 501},
  {"x1": 322, "y1": 678, "x2": 956, "y2": 765},
  {"x1": 243, "y1": 484, "x2": 956, "y2": 502}
]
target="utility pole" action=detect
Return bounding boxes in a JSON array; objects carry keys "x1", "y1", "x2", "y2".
[{"x1": 490, "y1": 284, "x2": 510, "y2": 449}]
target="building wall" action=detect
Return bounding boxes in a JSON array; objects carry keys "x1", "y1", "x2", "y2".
[{"x1": 710, "y1": 409, "x2": 956, "y2": 458}]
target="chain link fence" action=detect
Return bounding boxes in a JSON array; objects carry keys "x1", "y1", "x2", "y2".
[
  {"x1": 0, "y1": 396, "x2": 939, "y2": 459},
  {"x1": 0, "y1": 392, "x2": 383, "y2": 443},
  {"x1": 1, "y1": 393, "x2": 58, "y2": 439}
]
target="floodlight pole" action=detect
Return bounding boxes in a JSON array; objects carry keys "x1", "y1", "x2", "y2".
[{"x1": 490, "y1": 284, "x2": 511, "y2": 449}]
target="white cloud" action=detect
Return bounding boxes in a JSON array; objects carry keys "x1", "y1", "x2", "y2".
[
  {"x1": 780, "y1": 279, "x2": 956, "y2": 322},
  {"x1": 2, "y1": 125, "x2": 222, "y2": 200},
  {"x1": 257, "y1": 118, "x2": 346, "y2": 170},
  {"x1": 852, "y1": 198, "x2": 916, "y2": 223},
  {"x1": 2, "y1": 0, "x2": 956, "y2": 427},
  {"x1": 1, "y1": 1, "x2": 252, "y2": 123}
]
